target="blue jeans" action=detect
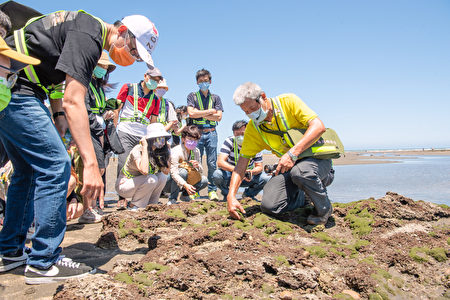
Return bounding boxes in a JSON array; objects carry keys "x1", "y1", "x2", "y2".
[
  {"x1": 163, "y1": 168, "x2": 208, "y2": 201},
  {"x1": 0, "y1": 94, "x2": 70, "y2": 269},
  {"x1": 197, "y1": 130, "x2": 218, "y2": 192},
  {"x1": 212, "y1": 169, "x2": 270, "y2": 198}
]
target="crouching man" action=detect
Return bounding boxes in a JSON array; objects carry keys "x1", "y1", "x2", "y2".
[
  {"x1": 212, "y1": 120, "x2": 270, "y2": 200},
  {"x1": 226, "y1": 82, "x2": 336, "y2": 225}
]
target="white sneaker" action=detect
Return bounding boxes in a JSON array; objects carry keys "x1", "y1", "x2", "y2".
[
  {"x1": 24, "y1": 256, "x2": 95, "y2": 284},
  {"x1": 78, "y1": 209, "x2": 102, "y2": 224}
]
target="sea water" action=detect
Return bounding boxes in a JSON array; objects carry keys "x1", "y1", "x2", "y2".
[{"x1": 328, "y1": 155, "x2": 450, "y2": 205}]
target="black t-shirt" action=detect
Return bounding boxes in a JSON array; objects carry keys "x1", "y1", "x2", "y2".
[{"x1": 5, "y1": 11, "x2": 104, "y2": 100}]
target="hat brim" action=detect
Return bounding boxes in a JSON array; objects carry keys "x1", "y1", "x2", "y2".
[
  {"x1": 135, "y1": 41, "x2": 154, "y2": 69},
  {"x1": 145, "y1": 132, "x2": 171, "y2": 140},
  {"x1": 98, "y1": 60, "x2": 116, "y2": 73},
  {"x1": 0, "y1": 48, "x2": 40, "y2": 66},
  {"x1": 107, "y1": 65, "x2": 116, "y2": 73}
]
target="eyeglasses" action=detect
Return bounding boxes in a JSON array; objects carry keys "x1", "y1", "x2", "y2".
[
  {"x1": 126, "y1": 31, "x2": 143, "y2": 62},
  {"x1": 0, "y1": 65, "x2": 20, "y2": 89}
]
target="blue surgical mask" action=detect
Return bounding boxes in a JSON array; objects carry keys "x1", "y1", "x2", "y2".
[
  {"x1": 93, "y1": 66, "x2": 107, "y2": 79},
  {"x1": 247, "y1": 103, "x2": 268, "y2": 126},
  {"x1": 146, "y1": 79, "x2": 158, "y2": 90},
  {"x1": 198, "y1": 82, "x2": 210, "y2": 91}
]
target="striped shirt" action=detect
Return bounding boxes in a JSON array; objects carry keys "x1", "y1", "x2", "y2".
[{"x1": 219, "y1": 136, "x2": 263, "y2": 168}]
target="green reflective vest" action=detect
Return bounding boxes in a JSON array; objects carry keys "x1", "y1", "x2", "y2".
[
  {"x1": 13, "y1": 10, "x2": 106, "y2": 98},
  {"x1": 156, "y1": 98, "x2": 167, "y2": 125},
  {"x1": 89, "y1": 81, "x2": 106, "y2": 114},
  {"x1": 253, "y1": 97, "x2": 344, "y2": 159},
  {"x1": 192, "y1": 91, "x2": 217, "y2": 126},
  {"x1": 119, "y1": 84, "x2": 155, "y2": 125}
]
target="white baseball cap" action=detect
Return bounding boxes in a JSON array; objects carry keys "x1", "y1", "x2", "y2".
[{"x1": 121, "y1": 15, "x2": 158, "y2": 69}]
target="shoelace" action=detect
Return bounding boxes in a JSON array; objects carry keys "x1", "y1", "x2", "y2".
[{"x1": 56, "y1": 256, "x2": 80, "y2": 269}]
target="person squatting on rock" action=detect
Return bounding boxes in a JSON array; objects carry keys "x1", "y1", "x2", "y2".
[
  {"x1": 0, "y1": 9, "x2": 159, "y2": 284},
  {"x1": 114, "y1": 67, "x2": 163, "y2": 210},
  {"x1": 163, "y1": 125, "x2": 208, "y2": 205},
  {"x1": 226, "y1": 82, "x2": 335, "y2": 225},
  {"x1": 186, "y1": 68, "x2": 223, "y2": 201},
  {"x1": 115, "y1": 123, "x2": 171, "y2": 210},
  {"x1": 212, "y1": 120, "x2": 270, "y2": 200}
]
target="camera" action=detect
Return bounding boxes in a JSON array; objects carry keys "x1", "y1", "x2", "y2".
[
  {"x1": 244, "y1": 171, "x2": 252, "y2": 181},
  {"x1": 264, "y1": 164, "x2": 278, "y2": 174}
]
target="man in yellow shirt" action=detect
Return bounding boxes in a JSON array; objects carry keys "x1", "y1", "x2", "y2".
[{"x1": 226, "y1": 82, "x2": 335, "y2": 225}]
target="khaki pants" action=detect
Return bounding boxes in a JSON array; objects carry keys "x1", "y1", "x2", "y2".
[{"x1": 116, "y1": 172, "x2": 167, "y2": 208}]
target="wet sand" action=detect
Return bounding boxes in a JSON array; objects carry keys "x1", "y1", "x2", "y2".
[{"x1": 0, "y1": 149, "x2": 449, "y2": 299}]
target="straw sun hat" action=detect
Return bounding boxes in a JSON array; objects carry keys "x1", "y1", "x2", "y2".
[{"x1": 98, "y1": 51, "x2": 116, "y2": 73}]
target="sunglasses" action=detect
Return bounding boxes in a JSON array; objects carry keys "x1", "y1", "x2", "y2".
[{"x1": 0, "y1": 64, "x2": 20, "y2": 89}]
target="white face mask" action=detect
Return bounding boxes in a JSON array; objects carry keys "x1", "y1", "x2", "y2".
[
  {"x1": 155, "y1": 88, "x2": 167, "y2": 98},
  {"x1": 246, "y1": 102, "x2": 268, "y2": 125}
]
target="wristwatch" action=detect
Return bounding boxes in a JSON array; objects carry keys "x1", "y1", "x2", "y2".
[{"x1": 287, "y1": 150, "x2": 298, "y2": 162}]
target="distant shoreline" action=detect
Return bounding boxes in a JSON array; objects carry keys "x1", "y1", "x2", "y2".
[{"x1": 261, "y1": 149, "x2": 450, "y2": 166}]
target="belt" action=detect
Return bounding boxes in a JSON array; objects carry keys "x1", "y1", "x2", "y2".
[{"x1": 201, "y1": 127, "x2": 216, "y2": 133}]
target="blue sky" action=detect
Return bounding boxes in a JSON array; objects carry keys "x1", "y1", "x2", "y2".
[{"x1": 19, "y1": 0, "x2": 450, "y2": 150}]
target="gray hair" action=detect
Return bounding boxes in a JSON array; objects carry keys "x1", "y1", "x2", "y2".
[{"x1": 232, "y1": 82, "x2": 263, "y2": 105}]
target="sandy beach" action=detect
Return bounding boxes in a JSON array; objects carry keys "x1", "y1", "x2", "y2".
[{"x1": 0, "y1": 149, "x2": 449, "y2": 299}]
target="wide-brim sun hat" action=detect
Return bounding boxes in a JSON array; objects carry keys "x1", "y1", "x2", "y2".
[
  {"x1": 121, "y1": 15, "x2": 158, "y2": 69},
  {"x1": 145, "y1": 123, "x2": 171, "y2": 139},
  {"x1": 98, "y1": 51, "x2": 116, "y2": 73},
  {"x1": 157, "y1": 78, "x2": 168, "y2": 90},
  {"x1": 0, "y1": 36, "x2": 40, "y2": 66}
]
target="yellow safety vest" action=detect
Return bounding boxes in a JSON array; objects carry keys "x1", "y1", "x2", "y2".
[{"x1": 253, "y1": 97, "x2": 344, "y2": 159}]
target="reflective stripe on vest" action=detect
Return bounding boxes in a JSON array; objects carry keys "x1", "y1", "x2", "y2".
[
  {"x1": 233, "y1": 137, "x2": 254, "y2": 169},
  {"x1": 156, "y1": 98, "x2": 167, "y2": 125},
  {"x1": 121, "y1": 153, "x2": 158, "y2": 179},
  {"x1": 252, "y1": 97, "x2": 286, "y2": 156},
  {"x1": 89, "y1": 82, "x2": 106, "y2": 114},
  {"x1": 253, "y1": 97, "x2": 333, "y2": 157},
  {"x1": 120, "y1": 84, "x2": 155, "y2": 125},
  {"x1": 13, "y1": 10, "x2": 107, "y2": 97},
  {"x1": 192, "y1": 91, "x2": 217, "y2": 126}
]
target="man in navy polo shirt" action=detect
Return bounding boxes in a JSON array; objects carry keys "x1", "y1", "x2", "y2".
[{"x1": 186, "y1": 69, "x2": 223, "y2": 201}]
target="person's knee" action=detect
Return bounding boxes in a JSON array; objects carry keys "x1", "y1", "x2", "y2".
[
  {"x1": 290, "y1": 164, "x2": 318, "y2": 187},
  {"x1": 198, "y1": 176, "x2": 208, "y2": 190},
  {"x1": 260, "y1": 197, "x2": 279, "y2": 216},
  {"x1": 178, "y1": 168, "x2": 188, "y2": 179},
  {"x1": 212, "y1": 169, "x2": 223, "y2": 185}
]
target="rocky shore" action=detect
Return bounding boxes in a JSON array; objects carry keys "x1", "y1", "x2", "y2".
[{"x1": 53, "y1": 192, "x2": 449, "y2": 299}]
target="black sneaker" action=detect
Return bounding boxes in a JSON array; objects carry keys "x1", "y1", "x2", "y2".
[
  {"x1": 24, "y1": 256, "x2": 96, "y2": 284},
  {"x1": 0, "y1": 248, "x2": 28, "y2": 272}
]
